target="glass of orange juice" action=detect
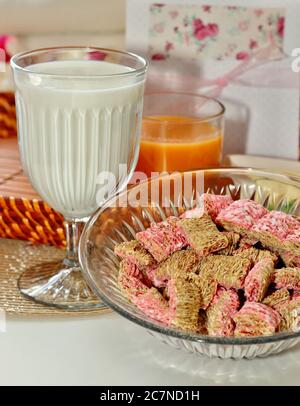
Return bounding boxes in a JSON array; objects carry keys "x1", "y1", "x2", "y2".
[{"x1": 136, "y1": 92, "x2": 225, "y2": 176}]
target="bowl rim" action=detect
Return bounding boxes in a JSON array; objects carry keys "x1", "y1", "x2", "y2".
[{"x1": 79, "y1": 167, "x2": 300, "y2": 346}]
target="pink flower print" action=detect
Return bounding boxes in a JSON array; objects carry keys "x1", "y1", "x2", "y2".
[
  {"x1": 254, "y1": 8, "x2": 264, "y2": 18},
  {"x1": 236, "y1": 51, "x2": 249, "y2": 60},
  {"x1": 169, "y1": 10, "x2": 178, "y2": 19},
  {"x1": 193, "y1": 18, "x2": 205, "y2": 30},
  {"x1": 277, "y1": 16, "x2": 285, "y2": 38},
  {"x1": 154, "y1": 22, "x2": 165, "y2": 33},
  {"x1": 151, "y1": 53, "x2": 166, "y2": 61},
  {"x1": 165, "y1": 41, "x2": 174, "y2": 52},
  {"x1": 238, "y1": 20, "x2": 249, "y2": 32},
  {"x1": 207, "y1": 23, "x2": 219, "y2": 36},
  {"x1": 249, "y1": 39, "x2": 258, "y2": 50},
  {"x1": 193, "y1": 19, "x2": 219, "y2": 41},
  {"x1": 202, "y1": 5, "x2": 211, "y2": 12}
]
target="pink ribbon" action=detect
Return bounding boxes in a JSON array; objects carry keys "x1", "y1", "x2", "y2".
[{"x1": 146, "y1": 35, "x2": 296, "y2": 97}]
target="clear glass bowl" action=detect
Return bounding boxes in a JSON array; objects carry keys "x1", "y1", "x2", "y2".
[{"x1": 79, "y1": 168, "x2": 300, "y2": 359}]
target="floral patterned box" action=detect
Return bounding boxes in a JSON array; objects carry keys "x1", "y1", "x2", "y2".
[
  {"x1": 127, "y1": 0, "x2": 300, "y2": 160},
  {"x1": 148, "y1": 3, "x2": 284, "y2": 61}
]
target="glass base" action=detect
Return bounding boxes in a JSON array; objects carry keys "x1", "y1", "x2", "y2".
[{"x1": 18, "y1": 260, "x2": 104, "y2": 310}]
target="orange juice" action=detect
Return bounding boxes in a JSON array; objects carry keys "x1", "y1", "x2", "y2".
[{"x1": 136, "y1": 116, "x2": 223, "y2": 176}]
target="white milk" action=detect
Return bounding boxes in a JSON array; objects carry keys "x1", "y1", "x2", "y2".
[{"x1": 13, "y1": 60, "x2": 145, "y2": 218}]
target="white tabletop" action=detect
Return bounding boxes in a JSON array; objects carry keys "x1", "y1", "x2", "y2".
[{"x1": 0, "y1": 312, "x2": 300, "y2": 386}]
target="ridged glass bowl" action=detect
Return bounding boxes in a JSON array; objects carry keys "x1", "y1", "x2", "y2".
[{"x1": 79, "y1": 168, "x2": 300, "y2": 359}]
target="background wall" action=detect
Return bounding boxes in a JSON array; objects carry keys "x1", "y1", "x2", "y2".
[{"x1": 0, "y1": 0, "x2": 126, "y2": 50}]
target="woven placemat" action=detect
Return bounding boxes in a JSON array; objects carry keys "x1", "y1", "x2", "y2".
[{"x1": 0, "y1": 238, "x2": 110, "y2": 316}]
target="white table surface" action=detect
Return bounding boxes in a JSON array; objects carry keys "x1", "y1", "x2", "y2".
[{"x1": 0, "y1": 312, "x2": 300, "y2": 386}]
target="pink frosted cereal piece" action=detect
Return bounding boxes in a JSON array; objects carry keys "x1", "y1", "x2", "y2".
[
  {"x1": 180, "y1": 207, "x2": 204, "y2": 219},
  {"x1": 244, "y1": 258, "x2": 274, "y2": 302},
  {"x1": 143, "y1": 265, "x2": 167, "y2": 289},
  {"x1": 233, "y1": 302, "x2": 281, "y2": 336},
  {"x1": 292, "y1": 290, "x2": 300, "y2": 299},
  {"x1": 118, "y1": 262, "x2": 150, "y2": 300},
  {"x1": 136, "y1": 219, "x2": 187, "y2": 263},
  {"x1": 274, "y1": 267, "x2": 300, "y2": 290},
  {"x1": 285, "y1": 226, "x2": 300, "y2": 245},
  {"x1": 252, "y1": 211, "x2": 298, "y2": 241},
  {"x1": 281, "y1": 251, "x2": 300, "y2": 267},
  {"x1": 206, "y1": 287, "x2": 240, "y2": 337},
  {"x1": 216, "y1": 199, "x2": 268, "y2": 231},
  {"x1": 181, "y1": 194, "x2": 232, "y2": 221},
  {"x1": 132, "y1": 288, "x2": 171, "y2": 324}
]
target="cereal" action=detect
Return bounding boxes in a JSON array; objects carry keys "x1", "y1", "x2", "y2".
[
  {"x1": 262, "y1": 288, "x2": 290, "y2": 310},
  {"x1": 217, "y1": 232, "x2": 240, "y2": 256},
  {"x1": 216, "y1": 199, "x2": 268, "y2": 233},
  {"x1": 274, "y1": 267, "x2": 300, "y2": 290},
  {"x1": 114, "y1": 240, "x2": 156, "y2": 269},
  {"x1": 278, "y1": 298, "x2": 300, "y2": 331},
  {"x1": 200, "y1": 255, "x2": 251, "y2": 290},
  {"x1": 244, "y1": 259, "x2": 274, "y2": 302},
  {"x1": 280, "y1": 251, "x2": 300, "y2": 268},
  {"x1": 292, "y1": 290, "x2": 300, "y2": 299},
  {"x1": 251, "y1": 211, "x2": 299, "y2": 250},
  {"x1": 181, "y1": 194, "x2": 232, "y2": 221},
  {"x1": 136, "y1": 218, "x2": 186, "y2": 262},
  {"x1": 234, "y1": 247, "x2": 278, "y2": 266},
  {"x1": 132, "y1": 288, "x2": 171, "y2": 324},
  {"x1": 168, "y1": 274, "x2": 201, "y2": 332},
  {"x1": 118, "y1": 261, "x2": 149, "y2": 299},
  {"x1": 117, "y1": 194, "x2": 300, "y2": 337},
  {"x1": 155, "y1": 249, "x2": 201, "y2": 283},
  {"x1": 284, "y1": 227, "x2": 300, "y2": 254},
  {"x1": 177, "y1": 214, "x2": 229, "y2": 256},
  {"x1": 233, "y1": 302, "x2": 281, "y2": 336},
  {"x1": 238, "y1": 236, "x2": 258, "y2": 249},
  {"x1": 206, "y1": 287, "x2": 240, "y2": 337},
  {"x1": 193, "y1": 264, "x2": 218, "y2": 309}
]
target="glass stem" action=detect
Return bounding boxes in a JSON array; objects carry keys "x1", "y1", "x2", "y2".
[{"x1": 63, "y1": 220, "x2": 85, "y2": 268}]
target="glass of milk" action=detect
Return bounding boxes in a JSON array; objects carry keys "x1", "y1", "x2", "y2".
[{"x1": 11, "y1": 47, "x2": 147, "y2": 309}]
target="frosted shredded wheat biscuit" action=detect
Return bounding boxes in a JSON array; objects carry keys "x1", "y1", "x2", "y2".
[
  {"x1": 217, "y1": 232, "x2": 240, "y2": 256},
  {"x1": 244, "y1": 258, "x2": 274, "y2": 302},
  {"x1": 136, "y1": 218, "x2": 186, "y2": 262},
  {"x1": 216, "y1": 199, "x2": 268, "y2": 234},
  {"x1": 233, "y1": 302, "x2": 281, "y2": 337},
  {"x1": 274, "y1": 267, "x2": 300, "y2": 290},
  {"x1": 262, "y1": 288, "x2": 290, "y2": 310},
  {"x1": 114, "y1": 240, "x2": 156, "y2": 269},
  {"x1": 234, "y1": 247, "x2": 278, "y2": 266},
  {"x1": 177, "y1": 214, "x2": 229, "y2": 256},
  {"x1": 278, "y1": 298, "x2": 300, "y2": 331},
  {"x1": 206, "y1": 287, "x2": 240, "y2": 337},
  {"x1": 200, "y1": 255, "x2": 251, "y2": 290},
  {"x1": 168, "y1": 274, "x2": 201, "y2": 332},
  {"x1": 181, "y1": 194, "x2": 232, "y2": 222},
  {"x1": 132, "y1": 288, "x2": 170, "y2": 324}
]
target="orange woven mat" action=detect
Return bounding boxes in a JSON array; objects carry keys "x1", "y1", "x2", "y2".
[{"x1": 0, "y1": 137, "x2": 66, "y2": 247}]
